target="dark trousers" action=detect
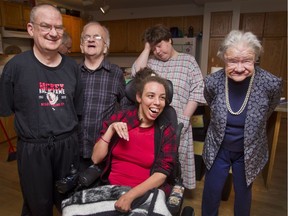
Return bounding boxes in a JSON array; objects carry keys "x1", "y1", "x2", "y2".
[
  {"x1": 202, "y1": 148, "x2": 252, "y2": 216},
  {"x1": 17, "y1": 132, "x2": 79, "y2": 216}
]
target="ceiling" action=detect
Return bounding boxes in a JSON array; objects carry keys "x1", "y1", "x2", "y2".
[{"x1": 43, "y1": 0, "x2": 229, "y2": 11}]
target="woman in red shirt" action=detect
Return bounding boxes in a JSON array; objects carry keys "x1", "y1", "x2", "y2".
[{"x1": 92, "y1": 68, "x2": 177, "y2": 213}]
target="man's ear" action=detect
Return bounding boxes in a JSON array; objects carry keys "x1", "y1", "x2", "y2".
[
  {"x1": 80, "y1": 44, "x2": 84, "y2": 53},
  {"x1": 27, "y1": 23, "x2": 34, "y2": 37},
  {"x1": 103, "y1": 45, "x2": 108, "y2": 54}
]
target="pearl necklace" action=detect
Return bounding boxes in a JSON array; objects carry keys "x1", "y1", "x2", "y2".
[{"x1": 225, "y1": 72, "x2": 255, "y2": 115}]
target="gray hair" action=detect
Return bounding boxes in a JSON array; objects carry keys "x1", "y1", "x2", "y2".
[
  {"x1": 62, "y1": 32, "x2": 72, "y2": 44},
  {"x1": 217, "y1": 30, "x2": 263, "y2": 61},
  {"x1": 81, "y1": 21, "x2": 110, "y2": 49},
  {"x1": 30, "y1": 3, "x2": 61, "y2": 23}
]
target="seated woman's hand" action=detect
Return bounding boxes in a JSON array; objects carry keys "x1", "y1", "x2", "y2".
[
  {"x1": 114, "y1": 192, "x2": 133, "y2": 213},
  {"x1": 111, "y1": 122, "x2": 129, "y2": 141}
]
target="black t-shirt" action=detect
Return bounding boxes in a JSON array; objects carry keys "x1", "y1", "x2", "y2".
[{"x1": 0, "y1": 50, "x2": 83, "y2": 139}]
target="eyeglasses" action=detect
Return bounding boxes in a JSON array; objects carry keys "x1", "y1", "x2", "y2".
[
  {"x1": 82, "y1": 35, "x2": 106, "y2": 44},
  {"x1": 32, "y1": 22, "x2": 65, "y2": 34},
  {"x1": 225, "y1": 59, "x2": 255, "y2": 67}
]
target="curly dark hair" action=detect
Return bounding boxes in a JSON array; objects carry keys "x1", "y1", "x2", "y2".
[{"x1": 143, "y1": 24, "x2": 172, "y2": 47}]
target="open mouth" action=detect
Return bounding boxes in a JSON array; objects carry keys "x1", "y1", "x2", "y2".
[
  {"x1": 149, "y1": 108, "x2": 159, "y2": 114},
  {"x1": 87, "y1": 45, "x2": 96, "y2": 48}
]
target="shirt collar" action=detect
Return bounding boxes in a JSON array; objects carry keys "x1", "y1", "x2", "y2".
[{"x1": 80, "y1": 58, "x2": 111, "y2": 73}]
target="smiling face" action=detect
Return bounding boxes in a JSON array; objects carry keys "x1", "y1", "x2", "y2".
[
  {"x1": 27, "y1": 5, "x2": 64, "y2": 54},
  {"x1": 151, "y1": 39, "x2": 174, "y2": 62},
  {"x1": 80, "y1": 23, "x2": 108, "y2": 57},
  {"x1": 224, "y1": 42, "x2": 255, "y2": 82},
  {"x1": 136, "y1": 81, "x2": 166, "y2": 127}
]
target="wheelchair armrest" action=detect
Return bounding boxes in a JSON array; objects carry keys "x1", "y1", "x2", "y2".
[
  {"x1": 176, "y1": 122, "x2": 184, "y2": 145},
  {"x1": 78, "y1": 164, "x2": 102, "y2": 187}
]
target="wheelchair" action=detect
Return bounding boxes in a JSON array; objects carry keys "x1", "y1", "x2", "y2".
[{"x1": 57, "y1": 77, "x2": 195, "y2": 216}]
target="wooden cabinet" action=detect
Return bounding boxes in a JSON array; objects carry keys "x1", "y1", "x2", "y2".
[
  {"x1": 126, "y1": 18, "x2": 155, "y2": 53},
  {"x1": 62, "y1": 14, "x2": 72, "y2": 34},
  {"x1": 101, "y1": 15, "x2": 203, "y2": 53},
  {"x1": 183, "y1": 15, "x2": 203, "y2": 37},
  {"x1": 62, "y1": 14, "x2": 86, "y2": 53},
  {"x1": 240, "y1": 11, "x2": 287, "y2": 98},
  {"x1": 260, "y1": 37, "x2": 287, "y2": 98},
  {"x1": 22, "y1": 5, "x2": 31, "y2": 28},
  {"x1": 264, "y1": 11, "x2": 287, "y2": 37},
  {"x1": 240, "y1": 13, "x2": 265, "y2": 37},
  {"x1": 1, "y1": 1, "x2": 31, "y2": 30},
  {"x1": 240, "y1": 11, "x2": 286, "y2": 38},
  {"x1": 166, "y1": 16, "x2": 184, "y2": 36},
  {"x1": 137, "y1": 18, "x2": 157, "y2": 51},
  {"x1": 207, "y1": 38, "x2": 225, "y2": 74},
  {"x1": 70, "y1": 16, "x2": 82, "y2": 53},
  {"x1": 151, "y1": 17, "x2": 168, "y2": 26},
  {"x1": 126, "y1": 19, "x2": 141, "y2": 53},
  {"x1": 210, "y1": 11, "x2": 232, "y2": 37},
  {"x1": 207, "y1": 11, "x2": 232, "y2": 74},
  {"x1": 260, "y1": 38, "x2": 286, "y2": 77},
  {"x1": 102, "y1": 20, "x2": 127, "y2": 53}
]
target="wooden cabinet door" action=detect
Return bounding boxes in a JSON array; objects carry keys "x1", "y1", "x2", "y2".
[
  {"x1": 62, "y1": 14, "x2": 73, "y2": 36},
  {"x1": 260, "y1": 37, "x2": 287, "y2": 98},
  {"x1": 264, "y1": 11, "x2": 287, "y2": 37},
  {"x1": 183, "y1": 15, "x2": 203, "y2": 37},
  {"x1": 210, "y1": 11, "x2": 232, "y2": 37},
  {"x1": 260, "y1": 37, "x2": 285, "y2": 77},
  {"x1": 70, "y1": 16, "x2": 81, "y2": 53},
  {"x1": 22, "y1": 6, "x2": 31, "y2": 29},
  {"x1": 62, "y1": 15, "x2": 83, "y2": 53},
  {"x1": 126, "y1": 19, "x2": 140, "y2": 53},
  {"x1": 137, "y1": 18, "x2": 154, "y2": 52},
  {"x1": 240, "y1": 13, "x2": 265, "y2": 37},
  {"x1": 103, "y1": 20, "x2": 127, "y2": 53},
  {"x1": 207, "y1": 38, "x2": 225, "y2": 74},
  {"x1": 150, "y1": 17, "x2": 168, "y2": 26},
  {"x1": 2, "y1": 2, "x2": 23, "y2": 29},
  {"x1": 166, "y1": 17, "x2": 184, "y2": 36},
  {"x1": 126, "y1": 18, "x2": 154, "y2": 53}
]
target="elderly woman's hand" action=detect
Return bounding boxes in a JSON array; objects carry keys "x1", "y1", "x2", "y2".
[{"x1": 111, "y1": 122, "x2": 129, "y2": 141}]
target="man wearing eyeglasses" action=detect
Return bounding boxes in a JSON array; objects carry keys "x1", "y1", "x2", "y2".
[
  {"x1": 0, "y1": 4, "x2": 83, "y2": 216},
  {"x1": 78, "y1": 22, "x2": 126, "y2": 172}
]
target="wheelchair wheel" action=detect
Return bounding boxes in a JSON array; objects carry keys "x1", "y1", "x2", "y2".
[{"x1": 181, "y1": 206, "x2": 195, "y2": 216}]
